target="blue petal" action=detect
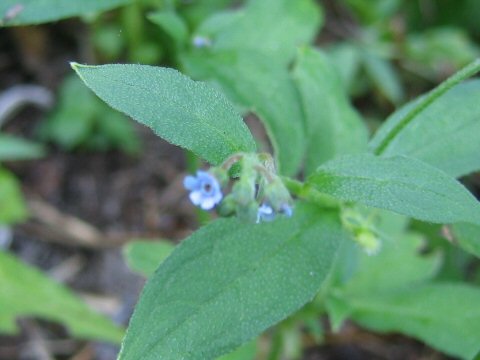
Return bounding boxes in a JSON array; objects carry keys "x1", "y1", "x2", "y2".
[
  {"x1": 183, "y1": 175, "x2": 199, "y2": 190},
  {"x1": 281, "y1": 204, "x2": 293, "y2": 217}
]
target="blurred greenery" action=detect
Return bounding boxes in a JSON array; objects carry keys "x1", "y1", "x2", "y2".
[{"x1": 38, "y1": 75, "x2": 140, "y2": 154}]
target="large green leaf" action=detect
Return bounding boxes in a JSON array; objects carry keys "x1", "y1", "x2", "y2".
[
  {"x1": 341, "y1": 234, "x2": 441, "y2": 294},
  {"x1": 181, "y1": 50, "x2": 305, "y2": 175},
  {"x1": 327, "y1": 231, "x2": 441, "y2": 329},
  {"x1": 194, "y1": 0, "x2": 322, "y2": 64},
  {"x1": 370, "y1": 80, "x2": 480, "y2": 177},
  {"x1": 0, "y1": 168, "x2": 28, "y2": 225},
  {"x1": 119, "y1": 203, "x2": 344, "y2": 359},
  {"x1": 0, "y1": 0, "x2": 131, "y2": 26},
  {"x1": 307, "y1": 154, "x2": 480, "y2": 225},
  {"x1": 335, "y1": 283, "x2": 480, "y2": 359},
  {"x1": 0, "y1": 134, "x2": 45, "y2": 162},
  {"x1": 292, "y1": 47, "x2": 368, "y2": 174},
  {"x1": 72, "y1": 63, "x2": 256, "y2": 165},
  {"x1": 0, "y1": 250, "x2": 123, "y2": 343},
  {"x1": 368, "y1": 59, "x2": 480, "y2": 177},
  {"x1": 327, "y1": 223, "x2": 480, "y2": 359}
]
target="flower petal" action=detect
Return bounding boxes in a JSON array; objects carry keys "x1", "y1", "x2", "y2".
[
  {"x1": 183, "y1": 175, "x2": 199, "y2": 191},
  {"x1": 189, "y1": 191, "x2": 203, "y2": 206}
]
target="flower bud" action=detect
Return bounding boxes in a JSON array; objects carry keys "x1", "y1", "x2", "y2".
[{"x1": 355, "y1": 230, "x2": 381, "y2": 256}]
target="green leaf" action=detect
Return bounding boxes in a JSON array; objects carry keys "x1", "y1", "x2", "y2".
[
  {"x1": 0, "y1": 250, "x2": 124, "y2": 343},
  {"x1": 292, "y1": 47, "x2": 368, "y2": 174},
  {"x1": 181, "y1": 50, "x2": 304, "y2": 175},
  {"x1": 337, "y1": 283, "x2": 480, "y2": 359},
  {"x1": 194, "y1": 0, "x2": 322, "y2": 64},
  {"x1": 72, "y1": 63, "x2": 256, "y2": 165},
  {"x1": 0, "y1": 0, "x2": 132, "y2": 26},
  {"x1": 452, "y1": 222, "x2": 480, "y2": 258},
  {"x1": 307, "y1": 154, "x2": 480, "y2": 225},
  {"x1": 119, "y1": 203, "x2": 344, "y2": 359},
  {"x1": 342, "y1": 233, "x2": 442, "y2": 294},
  {"x1": 123, "y1": 240, "x2": 175, "y2": 277},
  {"x1": 0, "y1": 168, "x2": 28, "y2": 225},
  {"x1": 404, "y1": 28, "x2": 480, "y2": 80},
  {"x1": 361, "y1": 50, "x2": 404, "y2": 104},
  {"x1": 148, "y1": 10, "x2": 189, "y2": 48},
  {"x1": 217, "y1": 341, "x2": 257, "y2": 360},
  {"x1": 326, "y1": 42, "x2": 362, "y2": 93},
  {"x1": 370, "y1": 59, "x2": 480, "y2": 163},
  {"x1": 370, "y1": 79, "x2": 480, "y2": 177},
  {"x1": 0, "y1": 134, "x2": 45, "y2": 162}
]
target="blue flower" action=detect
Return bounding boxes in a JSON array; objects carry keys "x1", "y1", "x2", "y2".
[
  {"x1": 183, "y1": 171, "x2": 223, "y2": 210},
  {"x1": 192, "y1": 35, "x2": 212, "y2": 48},
  {"x1": 256, "y1": 203, "x2": 293, "y2": 223},
  {"x1": 281, "y1": 204, "x2": 293, "y2": 218},
  {"x1": 256, "y1": 203, "x2": 276, "y2": 223}
]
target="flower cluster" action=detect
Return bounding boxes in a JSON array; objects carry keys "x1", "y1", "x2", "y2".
[{"x1": 183, "y1": 153, "x2": 293, "y2": 223}]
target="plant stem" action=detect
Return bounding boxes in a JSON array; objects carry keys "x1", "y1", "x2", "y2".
[{"x1": 282, "y1": 177, "x2": 340, "y2": 210}]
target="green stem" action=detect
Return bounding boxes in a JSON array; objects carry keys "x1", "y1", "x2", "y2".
[
  {"x1": 374, "y1": 58, "x2": 480, "y2": 155},
  {"x1": 282, "y1": 177, "x2": 340, "y2": 210}
]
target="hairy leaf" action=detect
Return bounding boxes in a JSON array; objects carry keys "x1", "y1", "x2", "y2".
[
  {"x1": 308, "y1": 154, "x2": 480, "y2": 225},
  {"x1": 72, "y1": 63, "x2": 255, "y2": 165},
  {"x1": 370, "y1": 80, "x2": 480, "y2": 177},
  {"x1": 119, "y1": 203, "x2": 344, "y2": 359}
]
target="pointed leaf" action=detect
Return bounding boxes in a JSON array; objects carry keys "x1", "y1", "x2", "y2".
[
  {"x1": 72, "y1": 63, "x2": 256, "y2": 165},
  {"x1": 307, "y1": 154, "x2": 480, "y2": 225},
  {"x1": 119, "y1": 203, "x2": 344, "y2": 359}
]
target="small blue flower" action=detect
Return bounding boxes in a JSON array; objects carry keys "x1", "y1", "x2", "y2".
[
  {"x1": 256, "y1": 203, "x2": 275, "y2": 223},
  {"x1": 281, "y1": 204, "x2": 293, "y2": 217},
  {"x1": 183, "y1": 171, "x2": 223, "y2": 210},
  {"x1": 192, "y1": 35, "x2": 212, "y2": 48},
  {"x1": 256, "y1": 203, "x2": 293, "y2": 223}
]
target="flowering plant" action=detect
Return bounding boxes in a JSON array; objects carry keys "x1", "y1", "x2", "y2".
[
  {"x1": 73, "y1": 57, "x2": 480, "y2": 360},
  {"x1": 4, "y1": 0, "x2": 480, "y2": 359}
]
